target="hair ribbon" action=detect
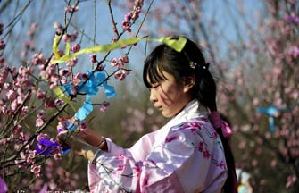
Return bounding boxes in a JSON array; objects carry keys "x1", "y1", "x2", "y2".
[{"x1": 210, "y1": 112, "x2": 233, "y2": 138}]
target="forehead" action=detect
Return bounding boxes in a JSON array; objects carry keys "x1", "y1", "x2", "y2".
[{"x1": 146, "y1": 70, "x2": 175, "y2": 85}]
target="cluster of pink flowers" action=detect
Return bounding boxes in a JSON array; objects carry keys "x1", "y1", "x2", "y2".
[
  {"x1": 0, "y1": 0, "x2": 143, "y2": 190},
  {"x1": 62, "y1": 31, "x2": 79, "y2": 42},
  {"x1": 36, "y1": 110, "x2": 46, "y2": 128},
  {"x1": 0, "y1": 66, "x2": 32, "y2": 115},
  {"x1": 121, "y1": 0, "x2": 144, "y2": 32},
  {"x1": 110, "y1": 55, "x2": 130, "y2": 80},
  {"x1": 13, "y1": 148, "x2": 42, "y2": 177},
  {"x1": 111, "y1": 55, "x2": 129, "y2": 68},
  {"x1": 64, "y1": 4, "x2": 79, "y2": 13}
]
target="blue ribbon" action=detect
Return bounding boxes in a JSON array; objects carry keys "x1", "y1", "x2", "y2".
[{"x1": 256, "y1": 105, "x2": 289, "y2": 132}]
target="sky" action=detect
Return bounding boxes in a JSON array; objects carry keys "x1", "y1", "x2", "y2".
[{"x1": 1, "y1": 0, "x2": 265, "y2": 92}]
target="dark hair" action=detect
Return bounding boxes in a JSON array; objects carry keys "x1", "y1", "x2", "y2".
[{"x1": 143, "y1": 37, "x2": 237, "y2": 193}]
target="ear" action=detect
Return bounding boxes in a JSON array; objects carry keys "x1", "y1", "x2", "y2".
[{"x1": 183, "y1": 76, "x2": 195, "y2": 93}]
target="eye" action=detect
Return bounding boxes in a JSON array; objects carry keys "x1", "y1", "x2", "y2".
[{"x1": 151, "y1": 83, "x2": 161, "y2": 88}]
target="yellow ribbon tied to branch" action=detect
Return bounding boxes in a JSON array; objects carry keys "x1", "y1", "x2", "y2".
[
  {"x1": 53, "y1": 86, "x2": 76, "y2": 111},
  {"x1": 51, "y1": 35, "x2": 187, "y2": 64}
]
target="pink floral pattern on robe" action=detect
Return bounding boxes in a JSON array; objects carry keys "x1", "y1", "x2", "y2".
[{"x1": 88, "y1": 100, "x2": 228, "y2": 193}]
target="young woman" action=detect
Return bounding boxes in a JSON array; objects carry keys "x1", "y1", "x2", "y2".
[{"x1": 62, "y1": 37, "x2": 237, "y2": 193}]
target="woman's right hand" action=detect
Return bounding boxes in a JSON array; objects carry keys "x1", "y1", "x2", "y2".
[{"x1": 57, "y1": 129, "x2": 98, "y2": 161}]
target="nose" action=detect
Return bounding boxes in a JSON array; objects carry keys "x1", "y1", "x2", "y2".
[{"x1": 149, "y1": 88, "x2": 158, "y2": 103}]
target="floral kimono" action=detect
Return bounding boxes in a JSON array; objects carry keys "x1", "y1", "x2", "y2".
[{"x1": 88, "y1": 100, "x2": 228, "y2": 193}]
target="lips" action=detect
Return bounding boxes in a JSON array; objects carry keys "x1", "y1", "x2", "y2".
[{"x1": 154, "y1": 104, "x2": 162, "y2": 109}]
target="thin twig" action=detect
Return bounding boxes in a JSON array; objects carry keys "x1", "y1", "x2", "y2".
[
  {"x1": 108, "y1": 0, "x2": 120, "y2": 39},
  {"x1": 4, "y1": 0, "x2": 33, "y2": 38},
  {"x1": 127, "y1": 0, "x2": 155, "y2": 54}
]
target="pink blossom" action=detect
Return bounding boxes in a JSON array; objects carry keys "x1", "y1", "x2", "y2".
[
  {"x1": 62, "y1": 34, "x2": 71, "y2": 42},
  {"x1": 36, "y1": 118, "x2": 45, "y2": 128},
  {"x1": 30, "y1": 164, "x2": 41, "y2": 177},
  {"x1": 286, "y1": 175, "x2": 296, "y2": 188},
  {"x1": 37, "y1": 110, "x2": 45, "y2": 118},
  {"x1": 56, "y1": 121, "x2": 66, "y2": 134},
  {"x1": 11, "y1": 99, "x2": 18, "y2": 111},
  {"x1": 45, "y1": 64, "x2": 56, "y2": 76},
  {"x1": 111, "y1": 57, "x2": 119, "y2": 67},
  {"x1": 59, "y1": 69, "x2": 71, "y2": 77},
  {"x1": 14, "y1": 159, "x2": 24, "y2": 168},
  {"x1": 121, "y1": 20, "x2": 131, "y2": 32},
  {"x1": 119, "y1": 55, "x2": 129, "y2": 64},
  {"x1": 54, "y1": 152, "x2": 62, "y2": 160},
  {"x1": 0, "y1": 104, "x2": 8, "y2": 114},
  {"x1": 0, "y1": 39, "x2": 5, "y2": 50},
  {"x1": 65, "y1": 4, "x2": 79, "y2": 13},
  {"x1": 36, "y1": 89, "x2": 46, "y2": 99},
  {"x1": 73, "y1": 72, "x2": 85, "y2": 85},
  {"x1": 90, "y1": 54, "x2": 97, "y2": 63},
  {"x1": 0, "y1": 138, "x2": 9, "y2": 145},
  {"x1": 49, "y1": 74, "x2": 60, "y2": 89},
  {"x1": 124, "y1": 13, "x2": 132, "y2": 21},
  {"x1": 27, "y1": 150, "x2": 37, "y2": 163},
  {"x1": 114, "y1": 70, "x2": 129, "y2": 80},
  {"x1": 99, "y1": 101, "x2": 110, "y2": 112},
  {"x1": 54, "y1": 99, "x2": 64, "y2": 106},
  {"x1": 96, "y1": 63, "x2": 105, "y2": 71},
  {"x1": 36, "y1": 110, "x2": 46, "y2": 127},
  {"x1": 6, "y1": 89, "x2": 16, "y2": 100},
  {"x1": 71, "y1": 43, "x2": 80, "y2": 53},
  {"x1": 21, "y1": 106, "x2": 29, "y2": 114},
  {"x1": 53, "y1": 21, "x2": 63, "y2": 34},
  {"x1": 66, "y1": 58, "x2": 78, "y2": 67}
]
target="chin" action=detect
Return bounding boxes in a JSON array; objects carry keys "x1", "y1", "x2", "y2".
[{"x1": 161, "y1": 111, "x2": 174, "y2": 118}]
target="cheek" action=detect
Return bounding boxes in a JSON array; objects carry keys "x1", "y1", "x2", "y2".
[{"x1": 159, "y1": 84, "x2": 182, "y2": 106}]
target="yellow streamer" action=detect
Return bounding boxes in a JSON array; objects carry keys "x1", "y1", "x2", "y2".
[
  {"x1": 51, "y1": 35, "x2": 187, "y2": 64},
  {"x1": 53, "y1": 34, "x2": 61, "y2": 59},
  {"x1": 53, "y1": 86, "x2": 76, "y2": 111}
]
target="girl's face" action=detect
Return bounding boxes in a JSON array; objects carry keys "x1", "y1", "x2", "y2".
[{"x1": 148, "y1": 71, "x2": 193, "y2": 118}]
